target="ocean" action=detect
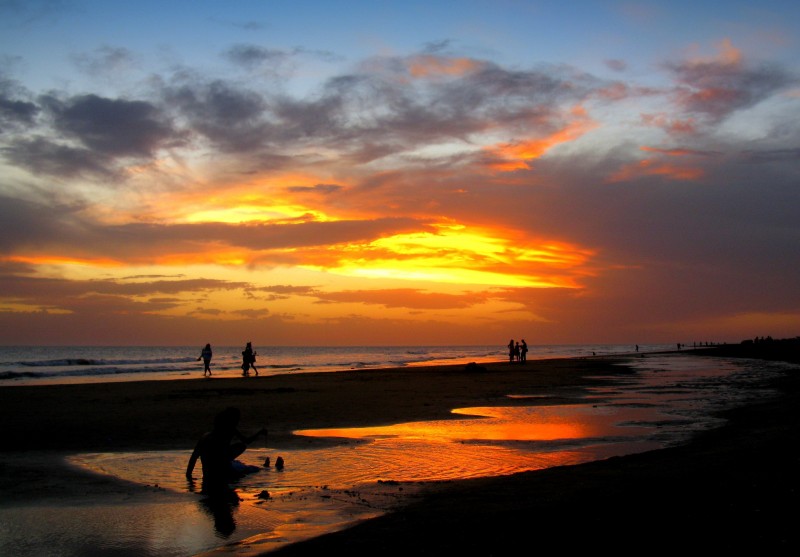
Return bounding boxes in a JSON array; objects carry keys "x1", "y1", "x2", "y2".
[{"x1": 0, "y1": 343, "x2": 676, "y2": 385}]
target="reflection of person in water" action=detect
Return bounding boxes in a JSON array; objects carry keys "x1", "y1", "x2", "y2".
[
  {"x1": 185, "y1": 407, "x2": 267, "y2": 497},
  {"x1": 198, "y1": 494, "x2": 237, "y2": 537}
]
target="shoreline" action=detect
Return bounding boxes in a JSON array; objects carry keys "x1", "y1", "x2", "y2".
[{"x1": 1, "y1": 348, "x2": 798, "y2": 554}]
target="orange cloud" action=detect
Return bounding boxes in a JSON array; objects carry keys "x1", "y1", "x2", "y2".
[
  {"x1": 606, "y1": 158, "x2": 705, "y2": 182},
  {"x1": 406, "y1": 55, "x2": 483, "y2": 78},
  {"x1": 687, "y1": 38, "x2": 742, "y2": 67},
  {"x1": 6, "y1": 254, "x2": 123, "y2": 268},
  {"x1": 484, "y1": 106, "x2": 598, "y2": 171}
]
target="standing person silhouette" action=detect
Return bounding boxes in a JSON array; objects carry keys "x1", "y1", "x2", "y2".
[
  {"x1": 508, "y1": 339, "x2": 515, "y2": 363},
  {"x1": 242, "y1": 342, "x2": 258, "y2": 376},
  {"x1": 198, "y1": 343, "x2": 213, "y2": 376},
  {"x1": 520, "y1": 339, "x2": 528, "y2": 363},
  {"x1": 185, "y1": 407, "x2": 267, "y2": 497}
]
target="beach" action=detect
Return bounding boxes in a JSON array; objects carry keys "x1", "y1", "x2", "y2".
[{"x1": 1, "y1": 346, "x2": 798, "y2": 554}]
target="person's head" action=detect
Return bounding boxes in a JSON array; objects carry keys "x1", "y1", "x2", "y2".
[{"x1": 214, "y1": 407, "x2": 240, "y2": 431}]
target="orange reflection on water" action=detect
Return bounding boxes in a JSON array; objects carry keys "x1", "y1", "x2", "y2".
[{"x1": 296, "y1": 404, "x2": 645, "y2": 444}]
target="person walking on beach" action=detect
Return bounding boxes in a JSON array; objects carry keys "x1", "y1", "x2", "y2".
[
  {"x1": 242, "y1": 342, "x2": 258, "y2": 376},
  {"x1": 185, "y1": 407, "x2": 267, "y2": 496},
  {"x1": 198, "y1": 343, "x2": 213, "y2": 376}
]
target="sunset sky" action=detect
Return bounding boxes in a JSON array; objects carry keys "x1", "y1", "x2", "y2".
[{"x1": 1, "y1": 0, "x2": 799, "y2": 346}]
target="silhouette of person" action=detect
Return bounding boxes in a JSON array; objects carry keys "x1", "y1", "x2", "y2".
[
  {"x1": 514, "y1": 342, "x2": 521, "y2": 362},
  {"x1": 198, "y1": 343, "x2": 213, "y2": 376},
  {"x1": 520, "y1": 339, "x2": 528, "y2": 363},
  {"x1": 185, "y1": 407, "x2": 267, "y2": 497},
  {"x1": 242, "y1": 342, "x2": 258, "y2": 376},
  {"x1": 508, "y1": 339, "x2": 515, "y2": 363}
]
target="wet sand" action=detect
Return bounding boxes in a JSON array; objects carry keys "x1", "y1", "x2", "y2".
[{"x1": 1, "y1": 346, "x2": 798, "y2": 554}]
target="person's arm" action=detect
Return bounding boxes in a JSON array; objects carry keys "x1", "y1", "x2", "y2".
[
  {"x1": 236, "y1": 427, "x2": 267, "y2": 445},
  {"x1": 186, "y1": 439, "x2": 202, "y2": 478}
]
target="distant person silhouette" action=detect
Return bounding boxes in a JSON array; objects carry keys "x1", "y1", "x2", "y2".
[
  {"x1": 520, "y1": 339, "x2": 528, "y2": 363},
  {"x1": 198, "y1": 343, "x2": 213, "y2": 376},
  {"x1": 185, "y1": 407, "x2": 267, "y2": 497},
  {"x1": 508, "y1": 339, "x2": 515, "y2": 363},
  {"x1": 242, "y1": 342, "x2": 258, "y2": 376}
]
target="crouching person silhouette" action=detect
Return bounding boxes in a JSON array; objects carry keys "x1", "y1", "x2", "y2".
[{"x1": 186, "y1": 407, "x2": 267, "y2": 500}]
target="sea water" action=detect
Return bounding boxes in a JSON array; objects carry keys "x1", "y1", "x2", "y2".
[
  {"x1": 0, "y1": 343, "x2": 676, "y2": 385},
  {"x1": 1, "y1": 352, "x2": 790, "y2": 556}
]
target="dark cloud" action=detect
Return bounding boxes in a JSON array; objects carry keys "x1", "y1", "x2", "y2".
[
  {"x1": 0, "y1": 269, "x2": 252, "y2": 316},
  {"x1": 162, "y1": 78, "x2": 270, "y2": 152},
  {"x1": 667, "y1": 59, "x2": 796, "y2": 122},
  {"x1": 2, "y1": 136, "x2": 114, "y2": 177},
  {"x1": 0, "y1": 195, "x2": 92, "y2": 257},
  {"x1": 739, "y1": 148, "x2": 800, "y2": 163},
  {"x1": 102, "y1": 217, "x2": 430, "y2": 254},
  {"x1": 41, "y1": 93, "x2": 177, "y2": 157},
  {"x1": 137, "y1": 53, "x2": 603, "y2": 168},
  {"x1": 0, "y1": 76, "x2": 38, "y2": 130}
]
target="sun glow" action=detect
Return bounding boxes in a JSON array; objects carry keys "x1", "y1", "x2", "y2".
[{"x1": 305, "y1": 224, "x2": 594, "y2": 288}]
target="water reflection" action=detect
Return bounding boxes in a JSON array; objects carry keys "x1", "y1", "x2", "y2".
[
  {"x1": 297, "y1": 404, "x2": 663, "y2": 444},
  {"x1": 187, "y1": 477, "x2": 239, "y2": 538}
]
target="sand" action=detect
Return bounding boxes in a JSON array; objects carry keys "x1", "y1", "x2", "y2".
[{"x1": 1, "y1": 345, "x2": 798, "y2": 554}]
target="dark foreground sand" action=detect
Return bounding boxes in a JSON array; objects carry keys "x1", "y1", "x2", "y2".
[{"x1": 1, "y1": 344, "x2": 798, "y2": 555}]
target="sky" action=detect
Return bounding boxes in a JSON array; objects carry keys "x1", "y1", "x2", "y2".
[{"x1": 1, "y1": 0, "x2": 799, "y2": 347}]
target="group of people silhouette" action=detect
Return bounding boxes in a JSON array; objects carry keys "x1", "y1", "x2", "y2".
[
  {"x1": 196, "y1": 342, "x2": 259, "y2": 377},
  {"x1": 507, "y1": 338, "x2": 528, "y2": 363}
]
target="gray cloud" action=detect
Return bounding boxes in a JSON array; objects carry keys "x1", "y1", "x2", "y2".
[
  {"x1": 2, "y1": 136, "x2": 114, "y2": 177},
  {"x1": 71, "y1": 46, "x2": 138, "y2": 77},
  {"x1": 162, "y1": 78, "x2": 271, "y2": 152},
  {"x1": 667, "y1": 59, "x2": 796, "y2": 122},
  {"x1": 224, "y1": 44, "x2": 292, "y2": 69},
  {"x1": 0, "y1": 76, "x2": 38, "y2": 131},
  {"x1": 41, "y1": 93, "x2": 177, "y2": 157}
]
